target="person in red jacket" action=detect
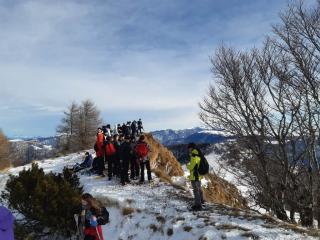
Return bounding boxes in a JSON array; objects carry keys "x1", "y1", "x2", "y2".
[
  {"x1": 134, "y1": 135, "x2": 152, "y2": 183},
  {"x1": 105, "y1": 136, "x2": 116, "y2": 180},
  {"x1": 95, "y1": 128, "x2": 105, "y2": 177}
]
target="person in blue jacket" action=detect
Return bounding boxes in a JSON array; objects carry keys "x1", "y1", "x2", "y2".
[{"x1": 73, "y1": 152, "x2": 93, "y2": 172}]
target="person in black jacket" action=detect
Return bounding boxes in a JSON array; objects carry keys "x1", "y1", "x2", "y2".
[
  {"x1": 131, "y1": 120, "x2": 137, "y2": 138},
  {"x1": 130, "y1": 136, "x2": 139, "y2": 180},
  {"x1": 113, "y1": 134, "x2": 121, "y2": 178},
  {"x1": 119, "y1": 135, "x2": 132, "y2": 185},
  {"x1": 137, "y1": 119, "x2": 144, "y2": 134}
]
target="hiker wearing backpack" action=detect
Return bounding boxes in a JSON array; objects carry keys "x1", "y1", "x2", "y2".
[
  {"x1": 119, "y1": 135, "x2": 132, "y2": 185},
  {"x1": 105, "y1": 136, "x2": 117, "y2": 180},
  {"x1": 79, "y1": 193, "x2": 108, "y2": 240},
  {"x1": 135, "y1": 135, "x2": 152, "y2": 183},
  {"x1": 187, "y1": 143, "x2": 206, "y2": 211},
  {"x1": 95, "y1": 128, "x2": 105, "y2": 177},
  {"x1": 137, "y1": 119, "x2": 143, "y2": 134}
]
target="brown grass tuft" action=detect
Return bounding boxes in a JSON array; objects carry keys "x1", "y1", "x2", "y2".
[
  {"x1": 216, "y1": 224, "x2": 250, "y2": 232},
  {"x1": 202, "y1": 173, "x2": 247, "y2": 208},
  {"x1": 122, "y1": 207, "x2": 135, "y2": 216},
  {"x1": 95, "y1": 196, "x2": 120, "y2": 208}
]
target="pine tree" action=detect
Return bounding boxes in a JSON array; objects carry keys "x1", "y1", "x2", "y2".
[{"x1": 2, "y1": 164, "x2": 83, "y2": 237}]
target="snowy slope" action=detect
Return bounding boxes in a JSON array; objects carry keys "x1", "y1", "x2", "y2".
[{"x1": 0, "y1": 152, "x2": 317, "y2": 240}]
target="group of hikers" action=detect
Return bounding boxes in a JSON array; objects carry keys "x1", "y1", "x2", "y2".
[
  {"x1": 72, "y1": 119, "x2": 208, "y2": 240},
  {"x1": 77, "y1": 142, "x2": 207, "y2": 240},
  {"x1": 73, "y1": 119, "x2": 152, "y2": 186}
]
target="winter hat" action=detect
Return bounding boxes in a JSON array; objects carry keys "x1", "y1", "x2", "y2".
[{"x1": 0, "y1": 206, "x2": 14, "y2": 240}]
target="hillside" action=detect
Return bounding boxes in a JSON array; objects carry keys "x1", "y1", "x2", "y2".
[
  {"x1": 151, "y1": 127, "x2": 232, "y2": 146},
  {"x1": 0, "y1": 135, "x2": 318, "y2": 239}
]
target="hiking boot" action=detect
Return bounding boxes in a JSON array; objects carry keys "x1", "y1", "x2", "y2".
[{"x1": 108, "y1": 177, "x2": 112, "y2": 181}]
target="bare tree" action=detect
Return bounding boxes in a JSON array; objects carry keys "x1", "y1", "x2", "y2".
[
  {"x1": 272, "y1": 0, "x2": 320, "y2": 227},
  {"x1": 57, "y1": 102, "x2": 80, "y2": 152},
  {"x1": 200, "y1": 1, "x2": 320, "y2": 227},
  {"x1": 78, "y1": 99, "x2": 102, "y2": 150},
  {"x1": 57, "y1": 100, "x2": 102, "y2": 152}
]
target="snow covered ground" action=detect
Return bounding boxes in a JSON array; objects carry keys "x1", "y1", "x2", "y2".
[{"x1": 0, "y1": 151, "x2": 317, "y2": 239}]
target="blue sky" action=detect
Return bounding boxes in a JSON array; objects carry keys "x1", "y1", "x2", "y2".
[{"x1": 0, "y1": 0, "x2": 302, "y2": 137}]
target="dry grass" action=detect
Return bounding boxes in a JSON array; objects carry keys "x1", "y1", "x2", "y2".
[
  {"x1": 145, "y1": 133, "x2": 184, "y2": 177},
  {"x1": 152, "y1": 168, "x2": 172, "y2": 184},
  {"x1": 122, "y1": 207, "x2": 135, "y2": 216},
  {"x1": 216, "y1": 224, "x2": 250, "y2": 232},
  {"x1": 202, "y1": 173, "x2": 247, "y2": 209},
  {"x1": 96, "y1": 196, "x2": 120, "y2": 208}
]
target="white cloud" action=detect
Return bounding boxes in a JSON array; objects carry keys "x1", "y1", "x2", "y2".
[{"x1": 0, "y1": 0, "x2": 292, "y2": 136}]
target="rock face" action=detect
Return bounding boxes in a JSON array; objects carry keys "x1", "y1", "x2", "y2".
[{"x1": 145, "y1": 133, "x2": 247, "y2": 209}]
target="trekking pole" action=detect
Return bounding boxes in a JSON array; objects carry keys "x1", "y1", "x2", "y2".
[{"x1": 74, "y1": 214, "x2": 80, "y2": 239}]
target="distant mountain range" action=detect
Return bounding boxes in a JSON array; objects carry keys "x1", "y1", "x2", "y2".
[
  {"x1": 9, "y1": 127, "x2": 232, "y2": 151},
  {"x1": 151, "y1": 127, "x2": 232, "y2": 146},
  {"x1": 9, "y1": 136, "x2": 60, "y2": 147}
]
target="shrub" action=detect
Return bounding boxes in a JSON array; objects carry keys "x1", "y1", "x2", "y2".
[{"x1": 2, "y1": 164, "x2": 83, "y2": 237}]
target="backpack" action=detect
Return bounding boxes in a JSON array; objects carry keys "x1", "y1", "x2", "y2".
[
  {"x1": 135, "y1": 142, "x2": 149, "y2": 158},
  {"x1": 105, "y1": 143, "x2": 116, "y2": 156},
  {"x1": 196, "y1": 148, "x2": 209, "y2": 175},
  {"x1": 97, "y1": 207, "x2": 109, "y2": 225}
]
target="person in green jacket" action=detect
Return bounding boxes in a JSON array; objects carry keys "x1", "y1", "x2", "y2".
[{"x1": 187, "y1": 142, "x2": 204, "y2": 211}]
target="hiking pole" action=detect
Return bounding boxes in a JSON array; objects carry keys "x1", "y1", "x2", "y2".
[{"x1": 74, "y1": 214, "x2": 80, "y2": 240}]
